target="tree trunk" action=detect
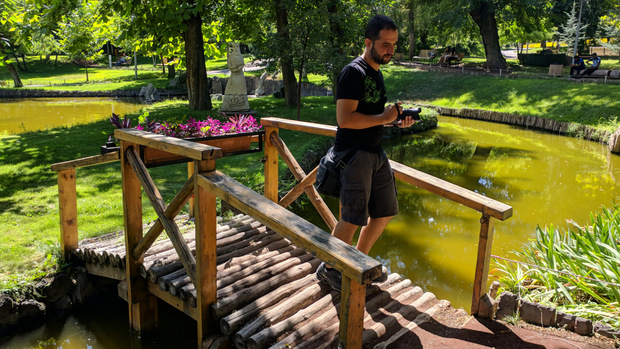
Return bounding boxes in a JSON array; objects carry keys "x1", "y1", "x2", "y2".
[
  {"x1": 274, "y1": 0, "x2": 298, "y2": 107},
  {"x1": 168, "y1": 63, "x2": 175, "y2": 79},
  {"x1": 20, "y1": 54, "x2": 28, "y2": 71},
  {"x1": 326, "y1": 0, "x2": 346, "y2": 101},
  {"x1": 183, "y1": 13, "x2": 212, "y2": 110},
  {"x1": 4, "y1": 61, "x2": 23, "y2": 87},
  {"x1": 407, "y1": 1, "x2": 416, "y2": 60},
  {"x1": 469, "y1": 2, "x2": 507, "y2": 70}
]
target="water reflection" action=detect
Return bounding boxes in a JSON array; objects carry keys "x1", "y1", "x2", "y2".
[{"x1": 0, "y1": 97, "x2": 147, "y2": 134}]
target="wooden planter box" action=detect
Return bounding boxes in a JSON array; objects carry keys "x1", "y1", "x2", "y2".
[{"x1": 139, "y1": 131, "x2": 264, "y2": 167}]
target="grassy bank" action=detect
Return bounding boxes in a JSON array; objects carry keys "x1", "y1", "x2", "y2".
[{"x1": 1, "y1": 59, "x2": 620, "y2": 291}]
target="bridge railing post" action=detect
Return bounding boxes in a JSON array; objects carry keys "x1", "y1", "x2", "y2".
[
  {"x1": 193, "y1": 159, "x2": 218, "y2": 346},
  {"x1": 57, "y1": 168, "x2": 78, "y2": 259},
  {"x1": 120, "y1": 141, "x2": 158, "y2": 333},
  {"x1": 471, "y1": 213, "x2": 495, "y2": 316},
  {"x1": 264, "y1": 126, "x2": 279, "y2": 202}
]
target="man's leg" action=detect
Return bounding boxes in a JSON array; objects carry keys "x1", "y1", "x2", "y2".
[
  {"x1": 331, "y1": 216, "x2": 359, "y2": 245},
  {"x1": 356, "y1": 216, "x2": 393, "y2": 254}
]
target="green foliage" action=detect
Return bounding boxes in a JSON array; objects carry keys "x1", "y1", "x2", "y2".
[{"x1": 492, "y1": 204, "x2": 620, "y2": 328}]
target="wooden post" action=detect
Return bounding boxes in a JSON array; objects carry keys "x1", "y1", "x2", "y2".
[
  {"x1": 187, "y1": 162, "x2": 195, "y2": 218},
  {"x1": 264, "y1": 126, "x2": 279, "y2": 202},
  {"x1": 194, "y1": 159, "x2": 217, "y2": 347},
  {"x1": 471, "y1": 213, "x2": 495, "y2": 316},
  {"x1": 339, "y1": 276, "x2": 366, "y2": 349},
  {"x1": 121, "y1": 142, "x2": 158, "y2": 332},
  {"x1": 57, "y1": 169, "x2": 78, "y2": 259}
]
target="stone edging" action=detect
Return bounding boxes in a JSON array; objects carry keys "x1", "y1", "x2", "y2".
[
  {"x1": 0, "y1": 270, "x2": 114, "y2": 336},
  {"x1": 495, "y1": 292, "x2": 619, "y2": 339},
  {"x1": 420, "y1": 104, "x2": 617, "y2": 147}
]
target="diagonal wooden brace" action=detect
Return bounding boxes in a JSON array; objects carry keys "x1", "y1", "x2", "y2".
[
  {"x1": 270, "y1": 133, "x2": 337, "y2": 231},
  {"x1": 125, "y1": 146, "x2": 197, "y2": 286},
  {"x1": 132, "y1": 177, "x2": 195, "y2": 260}
]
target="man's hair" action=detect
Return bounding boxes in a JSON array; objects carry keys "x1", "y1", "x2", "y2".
[
  {"x1": 365, "y1": 15, "x2": 397, "y2": 41},
  {"x1": 592, "y1": 52, "x2": 597, "y2": 56}
]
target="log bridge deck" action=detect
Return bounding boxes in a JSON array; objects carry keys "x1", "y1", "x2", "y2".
[
  {"x1": 75, "y1": 213, "x2": 451, "y2": 349},
  {"x1": 51, "y1": 117, "x2": 512, "y2": 349}
]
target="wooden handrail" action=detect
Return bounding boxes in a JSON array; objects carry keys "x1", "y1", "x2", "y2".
[
  {"x1": 261, "y1": 117, "x2": 337, "y2": 137},
  {"x1": 114, "y1": 129, "x2": 224, "y2": 161},
  {"x1": 389, "y1": 161, "x2": 512, "y2": 220},
  {"x1": 197, "y1": 170, "x2": 382, "y2": 285},
  {"x1": 51, "y1": 151, "x2": 120, "y2": 171}
]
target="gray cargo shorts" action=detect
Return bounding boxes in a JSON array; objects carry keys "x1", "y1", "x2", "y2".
[{"x1": 337, "y1": 149, "x2": 398, "y2": 226}]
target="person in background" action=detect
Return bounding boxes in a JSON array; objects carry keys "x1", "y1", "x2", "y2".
[
  {"x1": 115, "y1": 53, "x2": 128, "y2": 67},
  {"x1": 582, "y1": 52, "x2": 601, "y2": 76},
  {"x1": 315, "y1": 14, "x2": 414, "y2": 292},
  {"x1": 569, "y1": 54, "x2": 585, "y2": 77}
]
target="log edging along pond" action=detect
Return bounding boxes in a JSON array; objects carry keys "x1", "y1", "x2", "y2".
[
  {"x1": 0, "y1": 87, "x2": 187, "y2": 99},
  {"x1": 421, "y1": 104, "x2": 616, "y2": 147}
]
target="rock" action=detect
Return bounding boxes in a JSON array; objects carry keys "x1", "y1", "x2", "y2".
[
  {"x1": 169, "y1": 76, "x2": 180, "y2": 87},
  {"x1": 18, "y1": 299, "x2": 46, "y2": 327},
  {"x1": 556, "y1": 311, "x2": 576, "y2": 331},
  {"x1": 211, "y1": 76, "x2": 224, "y2": 94},
  {"x1": 594, "y1": 322, "x2": 620, "y2": 339},
  {"x1": 52, "y1": 294, "x2": 73, "y2": 313},
  {"x1": 72, "y1": 272, "x2": 98, "y2": 305},
  {"x1": 0, "y1": 295, "x2": 19, "y2": 331},
  {"x1": 574, "y1": 317, "x2": 593, "y2": 336},
  {"x1": 255, "y1": 71, "x2": 268, "y2": 95},
  {"x1": 520, "y1": 300, "x2": 556, "y2": 327},
  {"x1": 608, "y1": 126, "x2": 620, "y2": 153},
  {"x1": 41, "y1": 273, "x2": 75, "y2": 303},
  {"x1": 495, "y1": 292, "x2": 519, "y2": 321}
]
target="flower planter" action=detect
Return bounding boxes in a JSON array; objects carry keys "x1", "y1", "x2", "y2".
[{"x1": 139, "y1": 131, "x2": 264, "y2": 167}]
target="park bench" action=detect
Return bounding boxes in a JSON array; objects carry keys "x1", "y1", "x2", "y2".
[
  {"x1": 448, "y1": 52, "x2": 465, "y2": 66},
  {"x1": 412, "y1": 49, "x2": 437, "y2": 65}
]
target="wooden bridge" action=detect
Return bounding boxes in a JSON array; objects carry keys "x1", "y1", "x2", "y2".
[{"x1": 50, "y1": 118, "x2": 512, "y2": 348}]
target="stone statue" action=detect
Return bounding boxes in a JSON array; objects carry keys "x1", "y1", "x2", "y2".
[{"x1": 221, "y1": 42, "x2": 250, "y2": 112}]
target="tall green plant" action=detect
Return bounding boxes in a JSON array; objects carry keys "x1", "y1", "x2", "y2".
[{"x1": 492, "y1": 204, "x2": 620, "y2": 328}]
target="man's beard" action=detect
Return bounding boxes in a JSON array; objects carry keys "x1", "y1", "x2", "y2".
[{"x1": 370, "y1": 45, "x2": 392, "y2": 65}]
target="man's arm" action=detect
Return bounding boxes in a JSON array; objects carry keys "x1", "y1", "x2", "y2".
[{"x1": 336, "y1": 99, "x2": 399, "y2": 129}]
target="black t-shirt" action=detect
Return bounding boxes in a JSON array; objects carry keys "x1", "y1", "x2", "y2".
[{"x1": 334, "y1": 56, "x2": 386, "y2": 153}]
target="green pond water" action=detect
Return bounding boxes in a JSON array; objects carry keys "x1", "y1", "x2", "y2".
[
  {"x1": 2, "y1": 99, "x2": 619, "y2": 347},
  {"x1": 301, "y1": 115, "x2": 620, "y2": 312},
  {"x1": 0, "y1": 97, "x2": 146, "y2": 134}
]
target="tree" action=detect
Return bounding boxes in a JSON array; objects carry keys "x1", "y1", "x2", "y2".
[
  {"x1": 420, "y1": 0, "x2": 549, "y2": 70},
  {"x1": 0, "y1": 0, "x2": 24, "y2": 87},
  {"x1": 55, "y1": 1, "x2": 106, "y2": 82},
  {"x1": 598, "y1": 5, "x2": 619, "y2": 61},
  {"x1": 101, "y1": 0, "x2": 223, "y2": 110}
]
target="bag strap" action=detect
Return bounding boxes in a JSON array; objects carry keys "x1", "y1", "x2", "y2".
[{"x1": 336, "y1": 147, "x2": 358, "y2": 169}]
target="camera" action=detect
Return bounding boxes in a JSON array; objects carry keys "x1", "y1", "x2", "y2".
[
  {"x1": 398, "y1": 107, "x2": 421, "y2": 121},
  {"x1": 391, "y1": 104, "x2": 421, "y2": 125}
]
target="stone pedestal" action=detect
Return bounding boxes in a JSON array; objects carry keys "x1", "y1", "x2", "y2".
[{"x1": 221, "y1": 42, "x2": 250, "y2": 113}]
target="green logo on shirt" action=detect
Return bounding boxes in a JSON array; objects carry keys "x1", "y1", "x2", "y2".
[{"x1": 362, "y1": 76, "x2": 382, "y2": 104}]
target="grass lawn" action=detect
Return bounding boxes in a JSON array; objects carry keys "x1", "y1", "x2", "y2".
[{"x1": 1, "y1": 56, "x2": 620, "y2": 291}]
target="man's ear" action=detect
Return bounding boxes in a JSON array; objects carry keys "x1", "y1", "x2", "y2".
[{"x1": 364, "y1": 38, "x2": 372, "y2": 49}]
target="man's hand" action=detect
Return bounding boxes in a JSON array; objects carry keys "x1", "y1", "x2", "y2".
[
  {"x1": 383, "y1": 103, "x2": 401, "y2": 124},
  {"x1": 396, "y1": 115, "x2": 415, "y2": 128}
]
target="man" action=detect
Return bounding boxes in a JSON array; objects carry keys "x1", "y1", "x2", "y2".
[
  {"x1": 570, "y1": 54, "x2": 585, "y2": 77},
  {"x1": 316, "y1": 15, "x2": 414, "y2": 291},
  {"x1": 582, "y1": 52, "x2": 601, "y2": 76}
]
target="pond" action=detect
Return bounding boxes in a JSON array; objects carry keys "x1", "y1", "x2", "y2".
[{"x1": 0, "y1": 97, "x2": 147, "y2": 134}]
